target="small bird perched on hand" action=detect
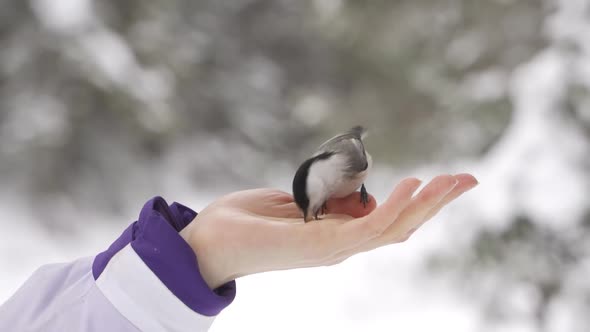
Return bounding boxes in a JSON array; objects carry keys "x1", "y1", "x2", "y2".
[{"x1": 292, "y1": 126, "x2": 372, "y2": 222}]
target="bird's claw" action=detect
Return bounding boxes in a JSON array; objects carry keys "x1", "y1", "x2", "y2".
[
  {"x1": 314, "y1": 202, "x2": 328, "y2": 221},
  {"x1": 360, "y1": 184, "x2": 369, "y2": 208}
]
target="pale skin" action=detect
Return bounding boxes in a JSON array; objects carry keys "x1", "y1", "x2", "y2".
[{"x1": 180, "y1": 174, "x2": 478, "y2": 290}]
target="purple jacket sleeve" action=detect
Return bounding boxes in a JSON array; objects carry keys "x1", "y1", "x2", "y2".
[{"x1": 0, "y1": 197, "x2": 236, "y2": 332}]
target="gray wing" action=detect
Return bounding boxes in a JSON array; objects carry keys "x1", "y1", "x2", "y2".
[
  {"x1": 316, "y1": 126, "x2": 366, "y2": 151},
  {"x1": 315, "y1": 126, "x2": 368, "y2": 173}
]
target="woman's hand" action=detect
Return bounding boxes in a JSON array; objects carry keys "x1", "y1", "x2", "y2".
[{"x1": 180, "y1": 174, "x2": 478, "y2": 289}]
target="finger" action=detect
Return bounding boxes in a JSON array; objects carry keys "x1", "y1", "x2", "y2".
[
  {"x1": 334, "y1": 175, "x2": 458, "y2": 255},
  {"x1": 318, "y1": 175, "x2": 462, "y2": 262},
  {"x1": 422, "y1": 173, "x2": 478, "y2": 222},
  {"x1": 274, "y1": 191, "x2": 379, "y2": 222},
  {"x1": 332, "y1": 178, "x2": 422, "y2": 250},
  {"x1": 324, "y1": 192, "x2": 377, "y2": 218},
  {"x1": 384, "y1": 174, "x2": 458, "y2": 235},
  {"x1": 278, "y1": 192, "x2": 378, "y2": 222}
]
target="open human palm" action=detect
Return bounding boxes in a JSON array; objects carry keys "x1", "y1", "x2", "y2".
[{"x1": 180, "y1": 174, "x2": 478, "y2": 289}]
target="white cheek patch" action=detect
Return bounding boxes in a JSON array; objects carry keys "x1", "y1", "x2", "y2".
[
  {"x1": 306, "y1": 172, "x2": 325, "y2": 213},
  {"x1": 305, "y1": 154, "x2": 348, "y2": 211}
]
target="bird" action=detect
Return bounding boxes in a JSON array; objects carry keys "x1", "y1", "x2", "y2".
[{"x1": 292, "y1": 126, "x2": 372, "y2": 222}]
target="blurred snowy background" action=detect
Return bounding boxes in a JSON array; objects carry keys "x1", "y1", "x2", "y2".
[{"x1": 1, "y1": 0, "x2": 590, "y2": 331}]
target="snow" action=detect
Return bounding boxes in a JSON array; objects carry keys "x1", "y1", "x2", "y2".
[
  {"x1": 211, "y1": 242, "x2": 479, "y2": 332},
  {"x1": 0, "y1": 196, "x2": 119, "y2": 301},
  {"x1": 465, "y1": 49, "x2": 589, "y2": 230},
  {"x1": 30, "y1": 0, "x2": 92, "y2": 31}
]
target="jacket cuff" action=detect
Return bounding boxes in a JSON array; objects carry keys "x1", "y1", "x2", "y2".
[{"x1": 92, "y1": 197, "x2": 236, "y2": 326}]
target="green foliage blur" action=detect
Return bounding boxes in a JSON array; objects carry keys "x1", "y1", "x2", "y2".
[{"x1": 0, "y1": 1, "x2": 542, "y2": 208}]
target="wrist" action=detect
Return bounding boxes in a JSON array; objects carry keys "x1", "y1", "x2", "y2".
[{"x1": 179, "y1": 224, "x2": 236, "y2": 290}]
